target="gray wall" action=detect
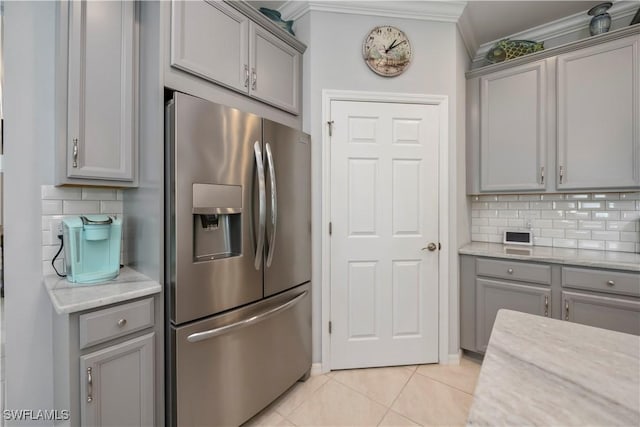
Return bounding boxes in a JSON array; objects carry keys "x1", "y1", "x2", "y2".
[
  {"x1": 3, "y1": 1, "x2": 56, "y2": 423},
  {"x1": 295, "y1": 10, "x2": 468, "y2": 362}
]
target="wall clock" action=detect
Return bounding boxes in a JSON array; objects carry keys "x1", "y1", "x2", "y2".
[{"x1": 362, "y1": 25, "x2": 412, "y2": 77}]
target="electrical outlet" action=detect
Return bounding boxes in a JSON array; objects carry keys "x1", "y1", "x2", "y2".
[{"x1": 49, "y1": 220, "x2": 64, "y2": 244}]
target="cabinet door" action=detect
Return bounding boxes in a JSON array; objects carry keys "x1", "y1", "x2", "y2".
[
  {"x1": 562, "y1": 291, "x2": 640, "y2": 336},
  {"x1": 479, "y1": 60, "x2": 548, "y2": 192},
  {"x1": 67, "y1": 0, "x2": 136, "y2": 181},
  {"x1": 476, "y1": 278, "x2": 550, "y2": 352},
  {"x1": 80, "y1": 333, "x2": 154, "y2": 427},
  {"x1": 249, "y1": 22, "x2": 301, "y2": 115},
  {"x1": 557, "y1": 35, "x2": 640, "y2": 190},
  {"x1": 171, "y1": 0, "x2": 249, "y2": 93}
]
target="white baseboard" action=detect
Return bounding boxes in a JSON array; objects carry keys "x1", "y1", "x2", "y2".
[
  {"x1": 446, "y1": 351, "x2": 462, "y2": 365},
  {"x1": 310, "y1": 363, "x2": 323, "y2": 376}
]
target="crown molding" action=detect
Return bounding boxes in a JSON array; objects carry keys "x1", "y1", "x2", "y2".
[
  {"x1": 279, "y1": 1, "x2": 467, "y2": 23},
  {"x1": 472, "y1": 0, "x2": 639, "y2": 64}
]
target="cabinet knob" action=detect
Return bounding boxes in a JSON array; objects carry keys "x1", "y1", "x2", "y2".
[
  {"x1": 117, "y1": 318, "x2": 127, "y2": 327},
  {"x1": 606, "y1": 280, "x2": 615, "y2": 287},
  {"x1": 507, "y1": 268, "x2": 514, "y2": 274}
]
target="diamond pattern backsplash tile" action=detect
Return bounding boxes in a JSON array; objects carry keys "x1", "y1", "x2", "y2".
[{"x1": 470, "y1": 192, "x2": 640, "y2": 253}]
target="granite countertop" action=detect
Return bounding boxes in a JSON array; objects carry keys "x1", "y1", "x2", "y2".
[
  {"x1": 460, "y1": 242, "x2": 640, "y2": 272},
  {"x1": 43, "y1": 267, "x2": 161, "y2": 314},
  {"x1": 467, "y1": 310, "x2": 640, "y2": 426}
]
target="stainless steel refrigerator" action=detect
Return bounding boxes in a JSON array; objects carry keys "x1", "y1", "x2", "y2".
[{"x1": 165, "y1": 93, "x2": 311, "y2": 426}]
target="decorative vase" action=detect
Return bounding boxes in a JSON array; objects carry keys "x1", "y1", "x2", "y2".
[{"x1": 588, "y1": 2, "x2": 613, "y2": 36}]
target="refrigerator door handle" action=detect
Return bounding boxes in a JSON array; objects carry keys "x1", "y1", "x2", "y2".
[
  {"x1": 254, "y1": 141, "x2": 266, "y2": 270},
  {"x1": 186, "y1": 290, "x2": 308, "y2": 343},
  {"x1": 265, "y1": 142, "x2": 277, "y2": 267}
]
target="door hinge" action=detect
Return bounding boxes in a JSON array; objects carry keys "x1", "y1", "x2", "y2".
[
  {"x1": 329, "y1": 321, "x2": 332, "y2": 334},
  {"x1": 327, "y1": 120, "x2": 334, "y2": 137},
  {"x1": 438, "y1": 242, "x2": 442, "y2": 250},
  {"x1": 329, "y1": 222, "x2": 332, "y2": 235}
]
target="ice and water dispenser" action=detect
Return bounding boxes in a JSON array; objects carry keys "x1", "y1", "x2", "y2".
[{"x1": 192, "y1": 183, "x2": 242, "y2": 262}]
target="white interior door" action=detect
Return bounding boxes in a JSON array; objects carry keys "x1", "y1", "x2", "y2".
[{"x1": 330, "y1": 100, "x2": 440, "y2": 369}]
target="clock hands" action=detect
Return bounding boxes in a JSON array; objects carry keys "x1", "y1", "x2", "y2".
[{"x1": 386, "y1": 39, "x2": 406, "y2": 53}]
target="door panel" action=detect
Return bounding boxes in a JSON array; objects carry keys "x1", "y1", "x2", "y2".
[
  {"x1": 171, "y1": 284, "x2": 311, "y2": 427},
  {"x1": 168, "y1": 93, "x2": 263, "y2": 324},
  {"x1": 563, "y1": 290, "x2": 640, "y2": 335},
  {"x1": 330, "y1": 100, "x2": 439, "y2": 369},
  {"x1": 263, "y1": 120, "x2": 311, "y2": 297}
]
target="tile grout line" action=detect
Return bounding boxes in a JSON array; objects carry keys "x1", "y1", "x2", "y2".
[
  {"x1": 273, "y1": 374, "x2": 332, "y2": 419},
  {"x1": 412, "y1": 368, "x2": 476, "y2": 397},
  {"x1": 376, "y1": 367, "x2": 425, "y2": 427}
]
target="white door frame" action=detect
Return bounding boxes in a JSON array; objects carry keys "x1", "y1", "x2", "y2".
[{"x1": 321, "y1": 89, "x2": 450, "y2": 372}]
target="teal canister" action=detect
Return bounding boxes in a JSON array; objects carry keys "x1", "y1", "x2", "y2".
[{"x1": 62, "y1": 215, "x2": 122, "y2": 283}]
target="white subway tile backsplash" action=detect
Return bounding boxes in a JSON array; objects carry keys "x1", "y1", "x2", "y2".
[
  {"x1": 553, "y1": 201, "x2": 577, "y2": 210},
  {"x1": 100, "y1": 201, "x2": 123, "y2": 214},
  {"x1": 606, "y1": 241, "x2": 636, "y2": 252},
  {"x1": 565, "y1": 210, "x2": 590, "y2": 220},
  {"x1": 553, "y1": 220, "x2": 577, "y2": 229},
  {"x1": 578, "y1": 220, "x2": 605, "y2": 230},
  {"x1": 578, "y1": 201, "x2": 603, "y2": 210},
  {"x1": 116, "y1": 190, "x2": 124, "y2": 201},
  {"x1": 82, "y1": 188, "x2": 116, "y2": 201},
  {"x1": 553, "y1": 238, "x2": 577, "y2": 248},
  {"x1": 470, "y1": 192, "x2": 640, "y2": 253},
  {"x1": 591, "y1": 231, "x2": 620, "y2": 241},
  {"x1": 593, "y1": 211, "x2": 620, "y2": 220},
  {"x1": 63, "y1": 200, "x2": 100, "y2": 214},
  {"x1": 41, "y1": 185, "x2": 81, "y2": 200},
  {"x1": 578, "y1": 240, "x2": 605, "y2": 250},
  {"x1": 606, "y1": 201, "x2": 635, "y2": 210},
  {"x1": 541, "y1": 210, "x2": 564, "y2": 219},
  {"x1": 42, "y1": 200, "x2": 63, "y2": 215},
  {"x1": 565, "y1": 229, "x2": 591, "y2": 240}
]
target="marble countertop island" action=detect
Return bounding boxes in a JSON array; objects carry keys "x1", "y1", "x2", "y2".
[
  {"x1": 467, "y1": 310, "x2": 640, "y2": 426},
  {"x1": 460, "y1": 242, "x2": 640, "y2": 272},
  {"x1": 43, "y1": 266, "x2": 161, "y2": 314}
]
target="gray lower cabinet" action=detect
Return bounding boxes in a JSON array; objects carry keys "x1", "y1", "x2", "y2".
[
  {"x1": 80, "y1": 333, "x2": 155, "y2": 426},
  {"x1": 562, "y1": 292, "x2": 640, "y2": 336},
  {"x1": 460, "y1": 254, "x2": 640, "y2": 354},
  {"x1": 53, "y1": 297, "x2": 159, "y2": 427},
  {"x1": 476, "y1": 278, "x2": 550, "y2": 352}
]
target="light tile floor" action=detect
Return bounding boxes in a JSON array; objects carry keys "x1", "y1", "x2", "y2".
[{"x1": 243, "y1": 356, "x2": 482, "y2": 427}]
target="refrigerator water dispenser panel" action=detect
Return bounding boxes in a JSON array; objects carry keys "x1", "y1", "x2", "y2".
[{"x1": 192, "y1": 183, "x2": 242, "y2": 262}]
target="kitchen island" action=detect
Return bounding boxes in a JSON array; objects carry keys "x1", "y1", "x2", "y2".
[{"x1": 467, "y1": 309, "x2": 640, "y2": 426}]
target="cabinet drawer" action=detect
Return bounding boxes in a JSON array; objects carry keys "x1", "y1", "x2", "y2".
[
  {"x1": 476, "y1": 258, "x2": 551, "y2": 285},
  {"x1": 562, "y1": 267, "x2": 640, "y2": 297},
  {"x1": 79, "y1": 298, "x2": 154, "y2": 349}
]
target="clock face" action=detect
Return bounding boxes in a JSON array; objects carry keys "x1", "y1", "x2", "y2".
[{"x1": 362, "y1": 26, "x2": 412, "y2": 77}]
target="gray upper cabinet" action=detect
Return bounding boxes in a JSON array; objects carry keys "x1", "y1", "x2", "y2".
[
  {"x1": 59, "y1": 0, "x2": 138, "y2": 185},
  {"x1": 249, "y1": 22, "x2": 300, "y2": 114},
  {"x1": 170, "y1": 0, "x2": 302, "y2": 115},
  {"x1": 557, "y1": 35, "x2": 640, "y2": 190},
  {"x1": 479, "y1": 60, "x2": 548, "y2": 192},
  {"x1": 171, "y1": 0, "x2": 249, "y2": 93},
  {"x1": 80, "y1": 333, "x2": 155, "y2": 426}
]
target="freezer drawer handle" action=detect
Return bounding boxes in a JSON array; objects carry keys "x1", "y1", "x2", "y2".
[
  {"x1": 254, "y1": 141, "x2": 266, "y2": 270},
  {"x1": 265, "y1": 142, "x2": 277, "y2": 267},
  {"x1": 186, "y1": 290, "x2": 308, "y2": 343}
]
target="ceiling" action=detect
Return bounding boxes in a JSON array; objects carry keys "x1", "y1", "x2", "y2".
[{"x1": 249, "y1": 0, "x2": 607, "y2": 49}]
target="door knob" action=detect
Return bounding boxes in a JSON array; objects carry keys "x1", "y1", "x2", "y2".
[{"x1": 422, "y1": 243, "x2": 437, "y2": 252}]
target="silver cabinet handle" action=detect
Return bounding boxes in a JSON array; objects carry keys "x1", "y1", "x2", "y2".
[
  {"x1": 606, "y1": 280, "x2": 615, "y2": 287},
  {"x1": 540, "y1": 166, "x2": 545, "y2": 185},
  {"x1": 565, "y1": 300, "x2": 569, "y2": 320},
  {"x1": 507, "y1": 268, "x2": 514, "y2": 274},
  {"x1": 72, "y1": 138, "x2": 79, "y2": 168},
  {"x1": 251, "y1": 67, "x2": 257, "y2": 91},
  {"x1": 87, "y1": 367, "x2": 93, "y2": 403},
  {"x1": 544, "y1": 295, "x2": 549, "y2": 317},
  {"x1": 244, "y1": 64, "x2": 249, "y2": 88},
  {"x1": 265, "y1": 143, "x2": 277, "y2": 268},
  {"x1": 187, "y1": 291, "x2": 308, "y2": 343},
  {"x1": 559, "y1": 166, "x2": 564, "y2": 184},
  {"x1": 254, "y1": 141, "x2": 266, "y2": 270},
  {"x1": 117, "y1": 318, "x2": 127, "y2": 327}
]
